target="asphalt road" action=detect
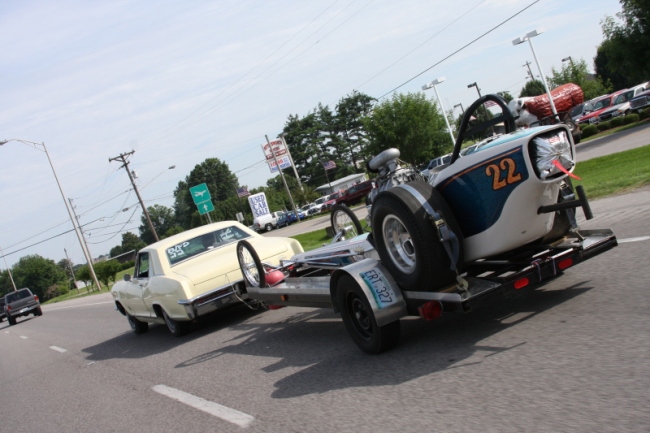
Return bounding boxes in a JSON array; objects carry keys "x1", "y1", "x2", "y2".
[{"x1": 1, "y1": 130, "x2": 649, "y2": 433}]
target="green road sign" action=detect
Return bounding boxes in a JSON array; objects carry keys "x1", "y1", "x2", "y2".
[
  {"x1": 197, "y1": 200, "x2": 214, "y2": 215},
  {"x1": 189, "y1": 183, "x2": 211, "y2": 205}
]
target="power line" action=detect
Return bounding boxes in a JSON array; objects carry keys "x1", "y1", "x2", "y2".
[{"x1": 377, "y1": 0, "x2": 540, "y2": 99}]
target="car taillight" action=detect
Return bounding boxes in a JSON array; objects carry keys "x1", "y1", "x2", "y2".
[
  {"x1": 6, "y1": 305, "x2": 11, "y2": 311},
  {"x1": 34, "y1": 295, "x2": 39, "y2": 301}
]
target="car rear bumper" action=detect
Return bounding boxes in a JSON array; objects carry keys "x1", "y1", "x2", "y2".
[{"x1": 178, "y1": 281, "x2": 246, "y2": 320}]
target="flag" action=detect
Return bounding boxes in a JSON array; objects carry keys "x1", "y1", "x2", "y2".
[
  {"x1": 322, "y1": 160, "x2": 336, "y2": 170},
  {"x1": 237, "y1": 187, "x2": 250, "y2": 198},
  {"x1": 484, "y1": 100, "x2": 498, "y2": 108}
]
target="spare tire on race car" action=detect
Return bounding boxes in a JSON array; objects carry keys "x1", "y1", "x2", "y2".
[{"x1": 371, "y1": 180, "x2": 463, "y2": 293}]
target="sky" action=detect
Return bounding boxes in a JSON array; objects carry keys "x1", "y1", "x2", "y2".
[{"x1": 0, "y1": 0, "x2": 623, "y2": 269}]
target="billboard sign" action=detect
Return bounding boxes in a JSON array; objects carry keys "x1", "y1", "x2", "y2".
[
  {"x1": 248, "y1": 192, "x2": 271, "y2": 219},
  {"x1": 268, "y1": 156, "x2": 292, "y2": 173},
  {"x1": 262, "y1": 139, "x2": 287, "y2": 160}
]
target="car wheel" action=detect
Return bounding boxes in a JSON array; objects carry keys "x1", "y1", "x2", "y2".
[
  {"x1": 8, "y1": 315, "x2": 16, "y2": 326},
  {"x1": 371, "y1": 180, "x2": 463, "y2": 293},
  {"x1": 162, "y1": 310, "x2": 190, "y2": 337},
  {"x1": 336, "y1": 275, "x2": 400, "y2": 354},
  {"x1": 330, "y1": 204, "x2": 363, "y2": 238},
  {"x1": 237, "y1": 240, "x2": 266, "y2": 288},
  {"x1": 127, "y1": 313, "x2": 149, "y2": 334},
  {"x1": 34, "y1": 307, "x2": 43, "y2": 316},
  {"x1": 265, "y1": 223, "x2": 273, "y2": 231}
]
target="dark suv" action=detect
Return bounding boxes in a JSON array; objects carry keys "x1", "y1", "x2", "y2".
[
  {"x1": 334, "y1": 180, "x2": 374, "y2": 207},
  {"x1": 4, "y1": 288, "x2": 42, "y2": 326}
]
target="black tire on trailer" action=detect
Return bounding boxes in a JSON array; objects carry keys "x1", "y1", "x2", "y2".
[
  {"x1": 336, "y1": 274, "x2": 400, "y2": 354},
  {"x1": 162, "y1": 310, "x2": 190, "y2": 337},
  {"x1": 330, "y1": 204, "x2": 363, "y2": 238},
  {"x1": 237, "y1": 240, "x2": 266, "y2": 288},
  {"x1": 371, "y1": 180, "x2": 463, "y2": 293},
  {"x1": 127, "y1": 313, "x2": 149, "y2": 334}
]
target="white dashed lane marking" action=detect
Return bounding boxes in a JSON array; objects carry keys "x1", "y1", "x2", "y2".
[
  {"x1": 618, "y1": 236, "x2": 650, "y2": 244},
  {"x1": 20, "y1": 335, "x2": 28, "y2": 339},
  {"x1": 152, "y1": 384, "x2": 255, "y2": 428},
  {"x1": 50, "y1": 346, "x2": 67, "y2": 353}
]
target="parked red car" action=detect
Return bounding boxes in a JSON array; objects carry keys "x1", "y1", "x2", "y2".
[
  {"x1": 576, "y1": 89, "x2": 628, "y2": 125},
  {"x1": 333, "y1": 180, "x2": 374, "y2": 207}
]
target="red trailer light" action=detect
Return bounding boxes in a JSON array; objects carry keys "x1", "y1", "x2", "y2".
[
  {"x1": 558, "y1": 258, "x2": 573, "y2": 270},
  {"x1": 514, "y1": 278, "x2": 529, "y2": 290},
  {"x1": 418, "y1": 300, "x2": 443, "y2": 321}
]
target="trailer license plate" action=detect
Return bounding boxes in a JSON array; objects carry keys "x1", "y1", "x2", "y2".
[{"x1": 360, "y1": 269, "x2": 397, "y2": 309}]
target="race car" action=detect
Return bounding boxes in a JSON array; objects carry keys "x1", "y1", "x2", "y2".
[{"x1": 237, "y1": 94, "x2": 617, "y2": 354}]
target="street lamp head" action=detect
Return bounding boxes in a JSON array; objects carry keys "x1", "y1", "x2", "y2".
[
  {"x1": 168, "y1": 165, "x2": 176, "y2": 169},
  {"x1": 526, "y1": 29, "x2": 543, "y2": 38},
  {"x1": 0, "y1": 140, "x2": 8, "y2": 145},
  {"x1": 562, "y1": 56, "x2": 572, "y2": 62},
  {"x1": 467, "y1": 82, "x2": 477, "y2": 88}
]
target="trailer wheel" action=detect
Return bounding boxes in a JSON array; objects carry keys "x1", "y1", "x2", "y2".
[
  {"x1": 337, "y1": 275, "x2": 400, "y2": 354},
  {"x1": 330, "y1": 204, "x2": 363, "y2": 238},
  {"x1": 371, "y1": 181, "x2": 463, "y2": 292},
  {"x1": 237, "y1": 240, "x2": 266, "y2": 288}
]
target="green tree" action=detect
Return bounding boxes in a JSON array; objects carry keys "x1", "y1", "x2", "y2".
[
  {"x1": 94, "y1": 260, "x2": 122, "y2": 288},
  {"x1": 549, "y1": 58, "x2": 611, "y2": 101},
  {"x1": 496, "y1": 91, "x2": 514, "y2": 104},
  {"x1": 519, "y1": 79, "x2": 546, "y2": 97},
  {"x1": 139, "y1": 204, "x2": 176, "y2": 244},
  {"x1": 363, "y1": 92, "x2": 451, "y2": 165},
  {"x1": 173, "y1": 158, "x2": 239, "y2": 229},
  {"x1": 75, "y1": 265, "x2": 95, "y2": 292},
  {"x1": 598, "y1": 0, "x2": 650, "y2": 88},
  {"x1": 11, "y1": 255, "x2": 67, "y2": 300},
  {"x1": 120, "y1": 232, "x2": 146, "y2": 253},
  {"x1": 335, "y1": 91, "x2": 375, "y2": 167}
]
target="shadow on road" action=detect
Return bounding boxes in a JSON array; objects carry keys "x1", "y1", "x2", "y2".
[{"x1": 174, "y1": 281, "x2": 592, "y2": 399}]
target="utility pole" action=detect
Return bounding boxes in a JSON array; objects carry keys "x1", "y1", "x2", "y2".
[
  {"x1": 279, "y1": 133, "x2": 303, "y2": 192},
  {"x1": 266, "y1": 135, "x2": 301, "y2": 224},
  {"x1": 109, "y1": 151, "x2": 159, "y2": 242},
  {"x1": 523, "y1": 61, "x2": 535, "y2": 80},
  {"x1": 64, "y1": 248, "x2": 80, "y2": 294},
  {"x1": 68, "y1": 198, "x2": 102, "y2": 291}
]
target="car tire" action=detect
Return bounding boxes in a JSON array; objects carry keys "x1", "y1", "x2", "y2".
[
  {"x1": 34, "y1": 307, "x2": 43, "y2": 316},
  {"x1": 162, "y1": 310, "x2": 190, "y2": 337},
  {"x1": 127, "y1": 313, "x2": 149, "y2": 334},
  {"x1": 336, "y1": 274, "x2": 400, "y2": 354},
  {"x1": 330, "y1": 204, "x2": 363, "y2": 238},
  {"x1": 237, "y1": 240, "x2": 266, "y2": 288},
  {"x1": 8, "y1": 315, "x2": 16, "y2": 326},
  {"x1": 265, "y1": 223, "x2": 273, "y2": 232},
  {"x1": 371, "y1": 180, "x2": 463, "y2": 293}
]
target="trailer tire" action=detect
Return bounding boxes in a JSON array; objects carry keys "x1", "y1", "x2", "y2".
[
  {"x1": 237, "y1": 240, "x2": 266, "y2": 288},
  {"x1": 371, "y1": 181, "x2": 463, "y2": 292},
  {"x1": 337, "y1": 275, "x2": 400, "y2": 354},
  {"x1": 330, "y1": 204, "x2": 363, "y2": 238}
]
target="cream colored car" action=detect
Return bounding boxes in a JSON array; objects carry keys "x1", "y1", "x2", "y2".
[{"x1": 111, "y1": 221, "x2": 303, "y2": 336}]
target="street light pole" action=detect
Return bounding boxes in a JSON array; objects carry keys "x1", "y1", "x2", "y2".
[
  {"x1": 513, "y1": 30, "x2": 558, "y2": 119},
  {"x1": 423, "y1": 76, "x2": 455, "y2": 145},
  {"x1": 0, "y1": 139, "x2": 102, "y2": 291},
  {"x1": 467, "y1": 82, "x2": 482, "y2": 98},
  {"x1": 453, "y1": 103, "x2": 465, "y2": 115}
]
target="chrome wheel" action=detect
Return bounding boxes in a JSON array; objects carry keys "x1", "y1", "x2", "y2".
[
  {"x1": 381, "y1": 214, "x2": 416, "y2": 274},
  {"x1": 330, "y1": 204, "x2": 363, "y2": 238},
  {"x1": 237, "y1": 240, "x2": 265, "y2": 288}
]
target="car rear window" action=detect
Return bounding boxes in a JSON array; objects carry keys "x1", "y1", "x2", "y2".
[
  {"x1": 166, "y1": 226, "x2": 251, "y2": 265},
  {"x1": 5, "y1": 289, "x2": 32, "y2": 303}
]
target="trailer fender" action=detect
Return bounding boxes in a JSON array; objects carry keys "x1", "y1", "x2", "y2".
[{"x1": 330, "y1": 258, "x2": 408, "y2": 327}]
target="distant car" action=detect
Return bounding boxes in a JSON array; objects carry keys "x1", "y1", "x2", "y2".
[
  {"x1": 576, "y1": 89, "x2": 629, "y2": 124},
  {"x1": 421, "y1": 154, "x2": 451, "y2": 178},
  {"x1": 569, "y1": 96, "x2": 603, "y2": 122},
  {"x1": 334, "y1": 180, "x2": 375, "y2": 207},
  {"x1": 301, "y1": 203, "x2": 320, "y2": 215},
  {"x1": 286, "y1": 210, "x2": 306, "y2": 223},
  {"x1": 629, "y1": 89, "x2": 650, "y2": 113},
  {"x1": 3, "y1": 288, "x2": 42, "y2": 326},
  {"x1": 312, "y1": 195, "x2": 330, "y2": 213},
  {"x1": 276, "y1": 211, "x2": 289, "y2": 228},
  {"x1": 0, "y1": 297, "x2": 6, "y2": 322},
  {"x1": 323, "y1": 191, "x2": 343, "y2": 211},
  {"x1": 598, "y1": 83, "x2": 649, "y2": 122},
  {"x1": 110, "y1": 221, "x2": 303, "y2": 336}
]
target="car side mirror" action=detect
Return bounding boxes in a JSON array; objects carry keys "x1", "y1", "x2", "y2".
[{"x1": 123, "y1": 274, "x2": 132, "y2": 282}]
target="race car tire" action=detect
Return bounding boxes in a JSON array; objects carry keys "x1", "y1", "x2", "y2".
[
  {"x1": 162, "y1": 310, "x2": 190, "y2": 337},
  {"x1": 371, "y1": 180, "x2": 463, "y2": 293},
  {"x1": 237, "y1": 240, "x2": 266, "y2": 288},
  {"x1": 127, "y1": 313, "x2": 149, "y2": 335},
  {"x1": 336, "y1": 274, "x2": 400, "y2": 354},
  {"x1": 330, "y1": 204, "x2": 363, "y2": 238}
]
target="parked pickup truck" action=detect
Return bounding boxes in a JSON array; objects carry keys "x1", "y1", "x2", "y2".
[
  {"x1": 3, "y1": 288, "x2": 42, "y2": 326},
  {"x1": 0, "y1": 297, "x2": 6, "y2": 322}
]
